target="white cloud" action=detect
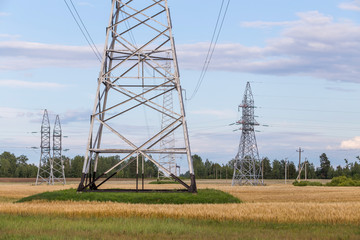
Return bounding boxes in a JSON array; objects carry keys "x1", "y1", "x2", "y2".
[
  {"x1": 241, "y1": 21, "x2": 297, "y2": 28},
  {"x1": 0, "y1": 108, "x2": 46, "y2": 126},
  {"x1": 78, "y1": 2, "x2": 95, "y2": 7},
  {"x1": 177, "y1": 11, "x2": 360, "y2": 83},
  {"x1": 339, "y1": 0, "x2": 360, "y2": 11},
  {"x1": 0, "y1": 80, "x2": 66, "y2": 89},
  {"x1": 0, "y1": 12, "x2": 10, "y2": 17},
  {"x1": 2, "y1": 9, "x2": 359, "y2": 83},
  {"x1": 61, "y1": 109, "x2": 91, "y2": 124},
  {"x1": 340, "y1": 136, "x2": 360, "y2": 149},
  {"x1": 190, "y1": 131, "x2": 237, "y2": 154},
  {"x1": 190, "y1": 109, "x2": 236, "y2": 119},
  {"x1": 296, "y1": 11, "x2": 333, "y2": 25},
  {"x1": 0, "y1": 41, "x2": 99, "y2": 70},
  {"x1": 0, "y1": 34, "x2": 21, "y2": 40}
]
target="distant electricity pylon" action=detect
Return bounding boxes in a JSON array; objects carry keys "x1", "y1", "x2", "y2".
[
  {"x1": 36, "y1": 109, "x2": 53, "y2": 185},
  {"x1": 158, "y1": 59, "x2": 177, "y2": 180},
  {"x1": 232, "y1": 82, "x2": 263, "y2": 186},
  {"x1": 77, "y1": 0, "x2": 196, "y2": 192},
  {"x1": 52, "y1": 115, "x2": 66, "y2": 184},
  {"x1": 36, "y1": 110, "x2": 66, "y2": 185}
]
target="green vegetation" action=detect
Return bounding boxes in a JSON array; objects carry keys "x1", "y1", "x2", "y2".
[
  {"x1": 0, "y1": 152, "x2": 38, "y2": 178},
  {"x1": 292, "y1": 181, "x2": 323, "y2": 186},
  {"x1": 2, "y1": 150, "x2": 360, "y2": 181},
  {"x1": 0, "y1": 214, "x2": 359, "y2": 240},
  {"x1": 326, "y1": 176, "x2": 360, "y2": 186},
  {"x1": 17, "y1": 188, "x2": 241, "y2": 204},
  {"x1": 148, "y1": 180, "x2": 179, "y2": 184},
  {"x1": 293, "y1": 176, "x2": 360, "y2": 187}
]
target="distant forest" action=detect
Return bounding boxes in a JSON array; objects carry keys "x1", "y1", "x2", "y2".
[{"x1": 0, "y1": 151, "x2": 360, "y2": 180}]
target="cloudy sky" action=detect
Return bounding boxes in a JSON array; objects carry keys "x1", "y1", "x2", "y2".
[{"x1": 0, "y1": 0, "x2": 360, "y2": 168}]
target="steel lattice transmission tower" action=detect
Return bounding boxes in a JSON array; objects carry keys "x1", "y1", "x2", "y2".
[
  {"x1": 157, "y1": 59, "x2": 177, "y2": 180},
  {"x1": 52, "y1": 115, "x2": 66, "y2": 184},
  {"x1": 36, "y1": 109, "x2": 53, "y2": 185},
  {"x1": 232, "y1": 82, "x2": 263, "y2": 186},
  {"x1": 77, "y1": 0, "x2": 196, "y2": 192}
]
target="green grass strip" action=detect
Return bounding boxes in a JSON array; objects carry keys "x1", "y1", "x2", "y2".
[
  {"x1": 0, "y1": 214, "x2": 359, "y2": 240},
  {"x1": 17, "y1": 188, "x2": 241, "y2": 204}
]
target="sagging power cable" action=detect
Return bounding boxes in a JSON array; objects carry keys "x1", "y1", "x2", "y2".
[
  {"x1": 63, "y1": 0, "x2": 102, "y2": 62},
  {"x1": 187, "y1": 0, "x2": 231, "y2": 100}
]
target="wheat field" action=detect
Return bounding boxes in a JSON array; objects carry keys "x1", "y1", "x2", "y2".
[{"x1": 0, "y1": 180, "x2": 360, "y2": 224}]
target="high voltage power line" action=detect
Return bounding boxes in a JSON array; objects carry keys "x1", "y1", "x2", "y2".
[
  {"x1": 63, "y1": 0, "x2": 102, "y2": 62},
  {"x1": 62, "y1": 0, "x2": 238, "y2": 103},
  {"x1": 188, "y1": 0, "x2": 231, "y2": 100}
]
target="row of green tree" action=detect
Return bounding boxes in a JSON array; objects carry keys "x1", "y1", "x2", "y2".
[
  {"x1": 0, "y1": 152, "x2": 158, "y2": 178},
  {"x1": 0, "y1": 151, "x2": 359, "y2": 180},
  {"x1": 185, "y1": 153, "x2": 360, "y2": 180}
]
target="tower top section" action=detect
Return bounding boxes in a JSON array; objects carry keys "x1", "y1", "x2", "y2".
[
  {"x1": 234, "y1": 82, "x2": 259, "y2": 130},
  {"x1": 99, "y1": 0, "x2": 180, "y2": 87},
  {"x1": 41, "y1": 109, "x2": 50, "y2": 129}
]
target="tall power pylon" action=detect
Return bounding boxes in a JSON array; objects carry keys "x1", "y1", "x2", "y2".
[
  {"x1": 36, "y1": 109, "x2": 53, "y2": 185},
  {"x1": 77, "y1": 0, "x2": 196, "y2": 192},
  {"x1": 232, "y1": 82, "x2": 263, "y2": 186},
  {"x1": 52, "y1": 115, "x2": 66, "y2": 184}
]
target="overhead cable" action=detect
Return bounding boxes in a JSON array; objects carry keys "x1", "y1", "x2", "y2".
[
  {"x1": 188, "y1": 0, "x2": 231, "y2": 100},
  {"x1": 63, "y1": 0, "x2": 102, "y2": 62}
]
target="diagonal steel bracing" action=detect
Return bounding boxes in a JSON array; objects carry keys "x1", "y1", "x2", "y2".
[{"x1": 77, "y1": 0, "x2": 196, "y2": 192}]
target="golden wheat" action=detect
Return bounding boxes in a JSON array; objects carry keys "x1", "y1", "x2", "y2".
[
  {"x1": 0, "y1": 183, "x2": 77, "y2": 199},
  {"x1": 0, "y1": 201, "x2": 360, "y2": 224},
  {"x1": 213, "y1": 184, "x2": 360, "y2": 203},
  {"x1": 1, "y1": 181, "x2": 360, "y2": 224}
]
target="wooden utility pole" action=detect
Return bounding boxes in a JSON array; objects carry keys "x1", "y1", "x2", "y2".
[
  {"x1": 136, "y1": 153, "x2": 139, "y2": 191},
  {"x1": 296, "y1": 147, "x2": 304, "y2": 182},
  {"x1": 305, "y1": 158, "x2": 308, "y2": 181},
  {"x1": 262, "y1": 159, "x2": 264, "y2": 184},
  {"x1": 285, "y1": 158, "x2": 288, "y2": 184}
]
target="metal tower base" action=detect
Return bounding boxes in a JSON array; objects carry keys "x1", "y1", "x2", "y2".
[{"x1": 77, "y1": 173, "x2": 197, "y2": 193}]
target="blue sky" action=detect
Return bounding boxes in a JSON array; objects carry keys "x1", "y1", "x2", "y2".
[{"x1": 1, "y1": 0, "x2": 360, "y2": 169}]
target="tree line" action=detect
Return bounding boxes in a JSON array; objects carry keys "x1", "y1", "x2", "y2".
[
  {"x1": 181, "y1": 153, "x2": 360, "y2": 180},
  {"x1": 0, "y1": 152, "x2": 158, "y2": 178},
  {"x1": 0, "y1": 151, "x2": 359, "y2": 180}
]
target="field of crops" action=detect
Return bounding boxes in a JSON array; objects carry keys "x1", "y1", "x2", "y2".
[{"x1": 0, "y1": 179, "x2": 359, "y2": 239}]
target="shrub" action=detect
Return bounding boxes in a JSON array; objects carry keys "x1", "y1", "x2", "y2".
[
  {"x1": 292, "y1": 181, "x2": 323, "y2": 186},
  {"x1": 326, "y1": 176, "x2": 360, "y2": 186},
  {"x1": 148, "y1": 180, "x2": 179, "y2": 184}
]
